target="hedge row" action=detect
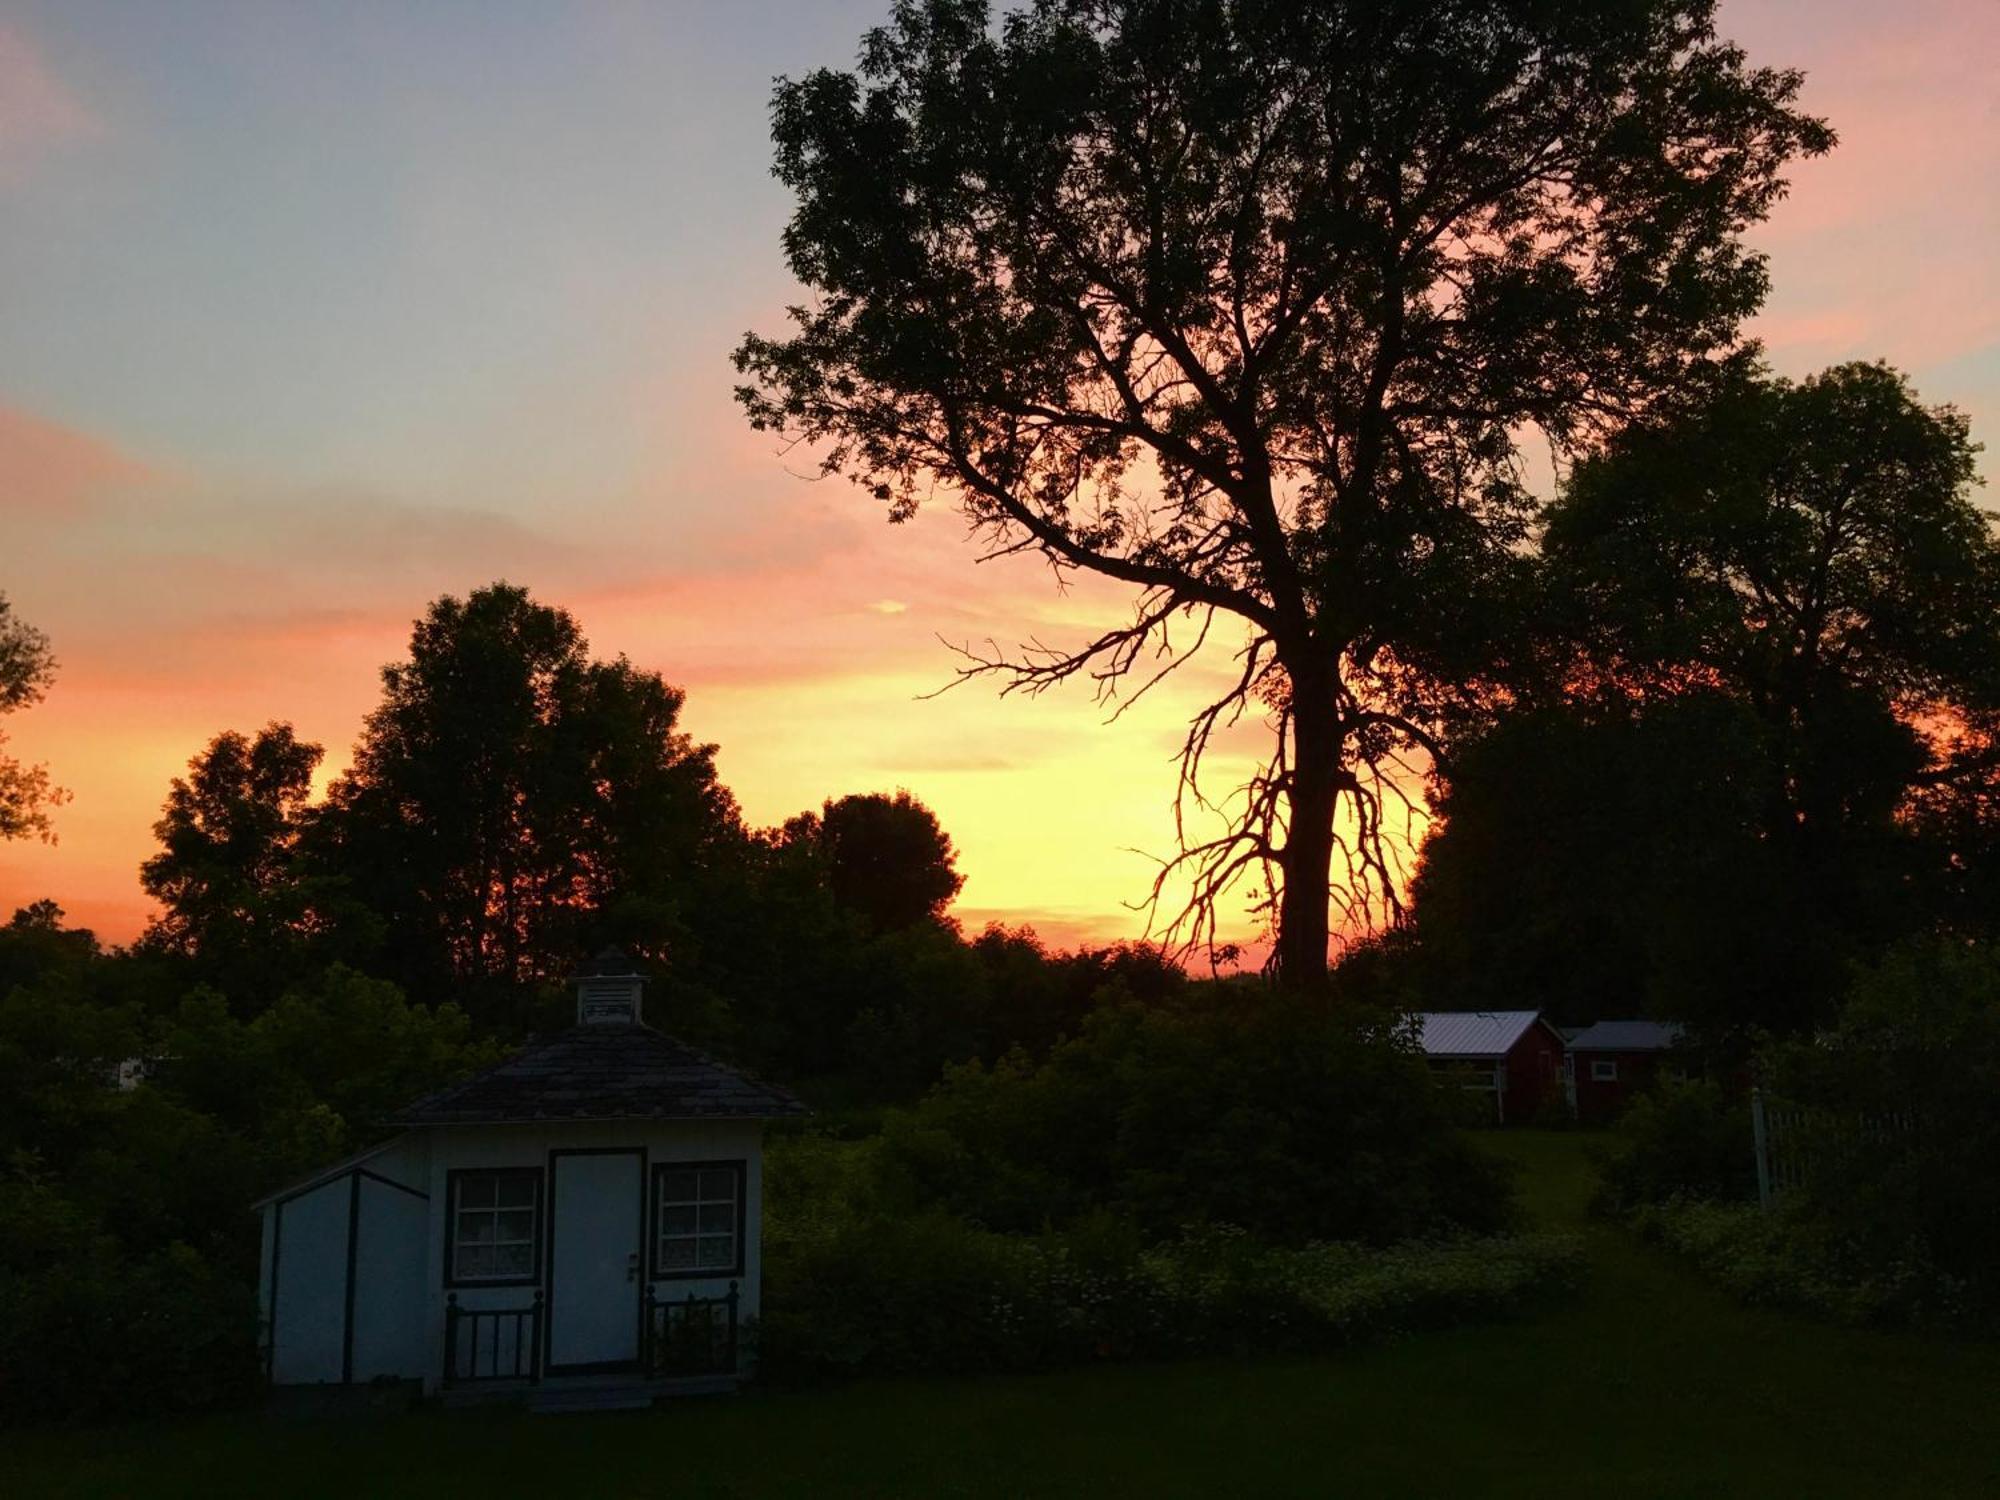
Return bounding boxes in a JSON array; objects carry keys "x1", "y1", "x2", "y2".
[{"x1": 758, "y1": 1210, "x2": 1584, "y2": 1381}]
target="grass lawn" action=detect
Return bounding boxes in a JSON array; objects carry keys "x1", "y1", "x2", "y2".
[{"x1": 9, "y1": 1131, "x2": 1998, "y2": 1498}]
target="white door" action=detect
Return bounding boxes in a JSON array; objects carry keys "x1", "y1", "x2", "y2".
[{"x1": 548, "y1": 1151, "x2": 642, "y2": 1371}]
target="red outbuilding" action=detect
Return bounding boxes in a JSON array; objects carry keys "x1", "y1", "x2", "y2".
[
  {"x1": 1564, "y1": 1020, "x2": 1685, "y2": 1123},
  {"x1": 1415, "y1": 1011, "x2": 1569, "y2": 1125}
]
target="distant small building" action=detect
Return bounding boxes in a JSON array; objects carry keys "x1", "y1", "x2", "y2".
[
  {"x1": 1414, "y1": 1011, "x2": 1568, "y2": 1125},
  {"x1": 253, "y1": 949, "x2": 806, "y2": 1408},
  {"x1": 105, "y1": 1054, "x2": 169, "y2": 1092},
  {"x1": 1564, "y1": 1019, "x2": 1684, "y2": 1124}
]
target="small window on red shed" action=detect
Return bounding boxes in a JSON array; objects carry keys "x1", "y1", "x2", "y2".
[{"x1": 1590, "y1": 1059, "x2": 1618, "y2": 1082}]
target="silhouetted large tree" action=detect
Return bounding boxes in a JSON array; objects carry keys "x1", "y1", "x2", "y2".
[
  {"x1": 737, "y1": 0, "x2": 1830, "y2": 983},
  {"x1": 1403, "y1": 363, "x2": 2000, "y2": 1037},
  {"x1": 1543, "y1": 362, "x2": 2000, "y2": 904},
  {"x1": 316, "y1": 585, "x2": 741, "y2": 1007}
]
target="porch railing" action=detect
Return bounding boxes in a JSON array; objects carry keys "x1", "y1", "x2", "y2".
[
  {"x1": 642, "y1": 1281, "x2": 739, "y2": 1378},
  {"x1": 443, "y1": 1290, "x2": 544, "y2": 1385}
]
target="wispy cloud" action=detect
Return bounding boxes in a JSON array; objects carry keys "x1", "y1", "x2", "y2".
[
  {"x1": 0, "y1": 24, "x2": 100, "y2": 184},
  {"x1": 0, "y1": 405, "x2": 152, "y2": 513}
]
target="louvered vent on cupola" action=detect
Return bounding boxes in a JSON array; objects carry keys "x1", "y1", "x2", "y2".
[{"x1": 575, "y1": 946, "x2": 646, "y2": 1026}]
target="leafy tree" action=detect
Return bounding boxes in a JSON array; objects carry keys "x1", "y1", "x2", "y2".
[
  {"x1": 1544, "y1": 361, "x2": 1999, "y2": 863},
  {"x1": 1901, "y1": 766, "x2": 2000, "y2": 939},
  {"x1": 0, "y1": 593, "x2": 64, "y2": 842},
  {"x1": 138, "y1": 724, "x2": 332, "y2": 1008},
  {"x1": 1537, "y1": 362, "x2": 2000, "y2": 1003},
  {"x1": 0, "y1": 963, "x2": 141, "y2": 1179},
  {"x1": 783, "y1": 790, "x2": 966, "y2": 935},
  {"x1": 315, "y1": 584, "x2": 742, "y2": 1016},
  {"x1": 1398, "y1": 363, "x2": 1996, "y2": 1036},
  {"x1": 0, "y1": 902, "x2": 100, "y2": 1005},
  {"x1": 154, "y1": 969, "x2": 499, "y2": 1166},
  {"x1": 736, "y1": 0, "x2": 1830, "y2": 983},
  {"x1": 1400, "y1": 698, "x2": 1856, "y2": 1035}
]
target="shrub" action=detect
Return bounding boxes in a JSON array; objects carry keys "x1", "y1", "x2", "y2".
[
  {"x1": 1630, "y1": 1199, "x2": 1974, "y2": 1330},
  {"x1": 1607, "y1": 941, "x2": 2000, "y2": 1331},
  {"x1": 1753, "y1": 939, "x2": 2000, "y2": 1323},
  {"x1": 758, "y1": 1204, "x2": 1583, "y2": 1383},
  {"x1": 874, "y1": 993, "x2": 1514, "y2": 1246},
  {"x1": 0, "y1": 1243, "x2": 262, "y2": 1425},
  {"x1": 1595, "y1": 1079, "x2": 1755, "y2": 1214}
]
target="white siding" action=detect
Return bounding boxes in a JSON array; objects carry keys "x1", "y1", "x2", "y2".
[
  {"x1": 268, "y1": 1176, "x2": 349, "y2": 1385},
  {"x1": 350, "y1": 1174, "x2": 429, "y2": 1379},
  {"x1": 261, "y1": 1133, "x2": 433, "y2": 1386}
]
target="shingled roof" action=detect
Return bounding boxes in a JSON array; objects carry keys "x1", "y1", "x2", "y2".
[{"x1": 389, "y1": 1024, "x2": 808, "y2": 1126}]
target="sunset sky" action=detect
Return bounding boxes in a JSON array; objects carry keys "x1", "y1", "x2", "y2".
[{"x1": 3, "y1": 0, "x2": 1996, "y2": 951}]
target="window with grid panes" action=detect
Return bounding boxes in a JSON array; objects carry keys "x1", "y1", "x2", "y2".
[
  {"x1": 450, "y1": 1169, "x2": 540, "y2": 1282},
  {"x1": 653, "y1": 1163, "x2": 741, "y2": 1276}
]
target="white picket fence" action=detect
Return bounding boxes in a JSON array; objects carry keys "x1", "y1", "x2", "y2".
[{"x1": 1751, "y1": 1087, "x2": 1918, "y2": 1210}]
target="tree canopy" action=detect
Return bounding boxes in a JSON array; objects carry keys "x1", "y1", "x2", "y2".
[
  {"x1": 1399, "y1": 362, "x2": 1998, "y2": 1036},
  {"x1": 737, "y1": 0, "x2": 1830, "y2": 982},
  {"x1": 0, "y1": 593, "x2": 64, "y2": 843},
  {"x1": 1399, "y1": 698, "x2": 1858, "y2": 1036},
  {"x1": 782, "y1": 790, "x2": 966, "y2": 935},
  {"x1": 1543, "y1": 360, "x2": 1998, "y2": 848},
  {"x1": 139, "y1": 724, "x2": 328, "y2": 1005},
  {"x1": 122, "y1": 582, "x2": 1131, "y2": 1090},
  {"x1": 314, "y1": 584, "x2": 742, "y2": 1013}
]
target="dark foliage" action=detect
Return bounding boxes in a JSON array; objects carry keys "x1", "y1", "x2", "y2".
[
  {"x1": 0, "y1": 1244, "x2": 262, "y2": 1426},
  {"x1": 759, "y1": 1204, "x2": 1580, "y2": 1383},
  {"x1": 1397, "y1": 362, "x2": 1999, "y2": 1039},
  {"x1": 314, "y1": 584, "x2": 743, "y2": 1023},
  {"x1": 0, "y1": 918, "x2": 500, "y2": 1425},
  {"x1": 1756, "y1": 940, "x2": 2000, "y2": 1325},
  {"x1": 1595, "y1": 1080, "x2": 1756, "y2": 1214},
  {"x1": 138, "y1": 725, "x2": 355, "y2": 1011},
  {"x1": 0, "y1": 591, "x2": 64, "y2": 842},
  {"x1": 877, "y1": 988, "x2": 1512, "y2": 1244},
  {"x1": 782, "y1": 791, "x2": 966, "y2": 937},
  {"x1": 1605, "y1": 940, "x2": 2000, "y2": 1331},
  {"x1": 1402, "y1": 699, "x2": 1868, "y2": 1035}
]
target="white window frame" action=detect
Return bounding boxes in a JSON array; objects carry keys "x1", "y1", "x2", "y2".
[
  {"x1": 1590, "y1": 1058, "x2": 1619, "y2": 1083},
  {"x1": 448, "y1": 1168, "x2": 542, "y2": 1286},
  {"x1": 652, "y1": 1160, "x2": 744, "y2": 1280}
]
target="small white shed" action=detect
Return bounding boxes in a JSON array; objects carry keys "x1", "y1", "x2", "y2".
[{"x1": 254, "y1": 950, "x2": 806, "y2": 1402}]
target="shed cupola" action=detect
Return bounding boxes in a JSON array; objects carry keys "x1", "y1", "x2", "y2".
[{"x1": 574, "y1": 945, "x2": 645, "y2": 1026}]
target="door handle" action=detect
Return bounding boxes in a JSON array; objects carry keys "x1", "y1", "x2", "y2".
[{"x1": 627, "y1": 1251, "x2": 640, "y2": 1282}]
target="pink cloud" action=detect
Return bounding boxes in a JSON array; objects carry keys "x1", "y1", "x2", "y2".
[
  {"x1": 0, "y1": 24, "x2": 100, "y2": 183},
  {"x1": 0, "y1": 404, "x2": 152, "y2": 514},
  {"x1": 1736, "y1": 0, "x2": 2000, "y2": 372}
]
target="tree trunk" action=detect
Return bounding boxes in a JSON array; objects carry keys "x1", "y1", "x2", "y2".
[{"x1": 1274, "y1": 690, "x2": 1340, "y2": 989}]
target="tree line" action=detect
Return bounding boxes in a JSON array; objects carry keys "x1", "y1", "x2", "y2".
[{"x1": 116, "y1": 581, "x2": 1183, "y2": 1099}]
